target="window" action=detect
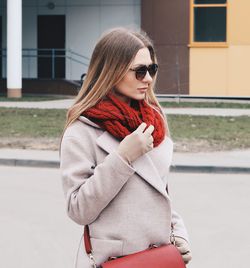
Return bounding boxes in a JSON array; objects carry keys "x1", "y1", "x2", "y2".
[{"x1": 190, "y1": 0, "x2": 228, "y2": 46}]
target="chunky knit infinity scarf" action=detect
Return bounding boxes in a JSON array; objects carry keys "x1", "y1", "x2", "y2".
[{"x1": 82, "y1": 93, "x2": 166, "y2": 147}]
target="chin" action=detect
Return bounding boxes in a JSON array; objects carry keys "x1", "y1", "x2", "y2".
[{"x1": 130, "y1": 93, "x2": 146, "y2": 101}]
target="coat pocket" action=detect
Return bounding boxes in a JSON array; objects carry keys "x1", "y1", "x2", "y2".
[{"x1": 90, "y1": 237, "x2": 124, "y2": 266}]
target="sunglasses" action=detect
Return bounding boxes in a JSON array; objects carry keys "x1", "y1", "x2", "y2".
[{"x1": 130, "y1": 63, "x2": 158, "y2": 81}]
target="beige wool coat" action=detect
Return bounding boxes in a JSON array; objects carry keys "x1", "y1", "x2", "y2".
[{"x1": 60, "y1": 116, "x2": 189, "y2": 268}]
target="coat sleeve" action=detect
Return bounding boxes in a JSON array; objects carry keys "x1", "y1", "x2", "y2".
[
  {"x1": 171, "y1": 210, "x2": 189, "y2": 243},
  {"x1": 166, "y1": 184, "x2": 190, "y2": 243},
  {"x1": 60, "y1": 136, "x2": 136, "y2": 225}
]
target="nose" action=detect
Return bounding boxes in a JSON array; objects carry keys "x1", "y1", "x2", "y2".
[{"x1": 142, "y1": 71, "x2": 153, "y2": 83}]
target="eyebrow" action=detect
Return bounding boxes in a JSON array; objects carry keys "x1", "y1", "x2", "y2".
[{"x1": 130, "y1": 63, "x2": 153, "y2": 68}]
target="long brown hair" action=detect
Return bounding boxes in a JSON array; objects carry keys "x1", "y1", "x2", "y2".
[{"x1": 63, "y1": 27, "x2": 165, "y2": 132}]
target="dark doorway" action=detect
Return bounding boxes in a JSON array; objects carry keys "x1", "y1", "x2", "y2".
[
  {"x1": 37, "y1": 15, "x2": 65, "y2": 78},
  {"x1": 0, "y1": 16, "x2": 2, "y2": 78}
]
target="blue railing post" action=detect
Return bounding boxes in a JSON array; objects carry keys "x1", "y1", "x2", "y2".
[
  {"x1": 27, "y1": 49, "x2": 30, "y2": 78},
  {"x1": 52, "y1": 48, "x2": 55, "y2": 79},
  {"x1": 69, "y1": 48, "x2": 72, "y2": 80}
]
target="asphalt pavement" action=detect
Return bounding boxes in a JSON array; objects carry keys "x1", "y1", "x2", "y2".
[
  {"x1": 0, "y1": 166, "x2": 249, "y2": 268},
  {"x1": 0, "y1": 166, "x2": 82, "y2": 268}
]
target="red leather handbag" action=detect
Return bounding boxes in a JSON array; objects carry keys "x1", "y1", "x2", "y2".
[{"x1": 84, "y1": 225, "x2": 186, "y2": 268}]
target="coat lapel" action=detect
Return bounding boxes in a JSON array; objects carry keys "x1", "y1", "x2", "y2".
[{"x1": 96, "y1": 131, "x2": 169, "y2": 199}]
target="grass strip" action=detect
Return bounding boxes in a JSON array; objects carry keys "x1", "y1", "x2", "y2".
[
  {"x1": 167, "y1": 115, "x2": 250, "y2": 149},
  {"x1": 0, "y1": 108, "x2": 249, "y2": 150},
  {"x1": 0, "y1": 108, "x2": 66, "y2": 137}
]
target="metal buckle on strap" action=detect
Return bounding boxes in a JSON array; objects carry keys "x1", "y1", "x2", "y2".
[
  {"x1": 170, "y1": 228, "x2": 176, "y2": 246},
  {"x1": 108, "y1": 256, "x2": 118, "y2": 260},
  {"x1": 148, "y1": 243, "x2": 158, "y2": 249},
  {"x1": 88, "y1": 252, "x2": 97, "y2": 268}
]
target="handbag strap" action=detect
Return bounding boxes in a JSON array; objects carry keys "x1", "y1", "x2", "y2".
[
  {"x1": 84, "y1": 225, "x2": 97, "y2": 267},
  {"x1": 84, "y1": 225, "x2": 92, "y2": 254}
]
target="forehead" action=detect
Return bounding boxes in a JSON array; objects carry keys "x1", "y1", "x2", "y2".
[{"x1": 131, "y1": 47, "x2": 152, "y2": 66}]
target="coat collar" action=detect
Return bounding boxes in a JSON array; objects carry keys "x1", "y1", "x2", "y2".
[
  {"x1": 96, "y1": 131, "x2": 170, "y2": 200},
  {"x1": 78, "y1": 116, "x2": 101, "y2": 129}
]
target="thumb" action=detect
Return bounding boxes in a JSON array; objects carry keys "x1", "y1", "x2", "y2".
[{"x1": 134, "y1": 122, "x2": 147, "y2": 133}]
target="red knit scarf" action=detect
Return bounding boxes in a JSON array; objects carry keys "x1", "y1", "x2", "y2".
[{"x1": 82, "y1": 94, "x2": 166, "y2": 147}]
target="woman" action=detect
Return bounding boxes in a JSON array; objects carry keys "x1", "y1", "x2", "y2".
[{"x1": 60, "y1": 28, "x2": 192, "y2": 267}]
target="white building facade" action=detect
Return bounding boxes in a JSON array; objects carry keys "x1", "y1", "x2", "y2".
[{"x1": 0, "y1": 0, "x2": 141, "y2": 96}]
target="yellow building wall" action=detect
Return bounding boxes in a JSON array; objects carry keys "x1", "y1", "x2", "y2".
[
  {"x1": 229, "y1": 0, "x2": 250, "y2": 44},
  {"x1": 190, "y1": 49, "x2": 228, "y2": 96},
  {"x1": 227, "y1": 46, "x2": 250, "y2": 96},
  {"x1": 190, "y1": 0, "x2": 250, "y2": 96}
]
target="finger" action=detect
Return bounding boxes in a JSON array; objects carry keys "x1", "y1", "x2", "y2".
[
  {"x1": 174, "y1": 237, "x2": 188, "y2": 247},
  {"x1": 176, "y1": 245, "x2": 189, "y2": 254},
  {"x1": 134, "y1": 122, "x2": 147, "y2": 133},
  {"x1": 148, "y1": 136, "x2": 154, "y2": 144},
  {"x1": 147, "y1": 143, "x2": 154, "y2": 150},
  {"x1": 144, "y1": 125, "x2": 154, "y2": 136},
  {"x1": 182, "y1": 252, "x2": 192, "y2": 264}
]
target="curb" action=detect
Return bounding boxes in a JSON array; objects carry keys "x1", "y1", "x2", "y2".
[
  {"x1": 0, "y1": 158, "x2": 59, "y2": 168},
  {"x1": 170, "y1": 165, "x2": 250, "y2": 174},
  {"x1": 0, "y1": 158, "x2": 249, "y2": 174}
]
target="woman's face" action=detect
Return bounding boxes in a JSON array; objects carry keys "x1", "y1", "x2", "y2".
[{"x1": 114, "y1": 47, "x2": 154, "y2": 104}]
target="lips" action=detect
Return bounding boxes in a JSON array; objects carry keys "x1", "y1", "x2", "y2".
[{"x1": 137, "y1": 88, "x2": 148, "y2": 92}]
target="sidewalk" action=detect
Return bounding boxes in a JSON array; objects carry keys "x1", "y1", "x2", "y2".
[
  {"x1": 0, "y1": 148, "x2": 249, "y2": 173},
  {"x1": 0, "y1": 99, "x2": 74, "y2": 109},
  {"x1": 0, "y1": 99, "x2": 250, "y2": 116}
]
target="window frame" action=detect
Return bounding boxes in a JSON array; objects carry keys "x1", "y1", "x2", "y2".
[{"x1": 189, "y1": 0, "x2": 228, "y2": 47}]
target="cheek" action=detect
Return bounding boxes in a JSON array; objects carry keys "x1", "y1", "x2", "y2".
[
  {"x1": 123, "y1": 76, "x2": 136, "y2": 90},
  {"x1": 116, "y1": 75, "x2": 137, "y2": 93}
]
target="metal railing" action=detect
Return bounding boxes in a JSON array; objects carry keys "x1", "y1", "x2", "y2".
[{"x1": 0, "y1": 48, "x2": 90, "y2": 79}]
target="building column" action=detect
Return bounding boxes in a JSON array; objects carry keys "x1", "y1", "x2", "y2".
[{"x1": 7, "y1": 0, "x2": 22, "y2": 98}]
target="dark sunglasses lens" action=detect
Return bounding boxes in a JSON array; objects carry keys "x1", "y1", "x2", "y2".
[
  {"x1": 148, "y1": 64, "x2": 158, "y2": 77},
  {"x1": 135, "y1": 66, "x2": 147, "y2": 81},
  {"x1": 135, "y1": 64, "x2": 158, "y2": 80}
]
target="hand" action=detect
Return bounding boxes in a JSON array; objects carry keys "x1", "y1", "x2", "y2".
[
  {"x1": 174, "y1": 236, "x2": 192, "y2": 264},
  {"x1": 117, "y1": 122, "x2": 154, "y2": 164}
]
